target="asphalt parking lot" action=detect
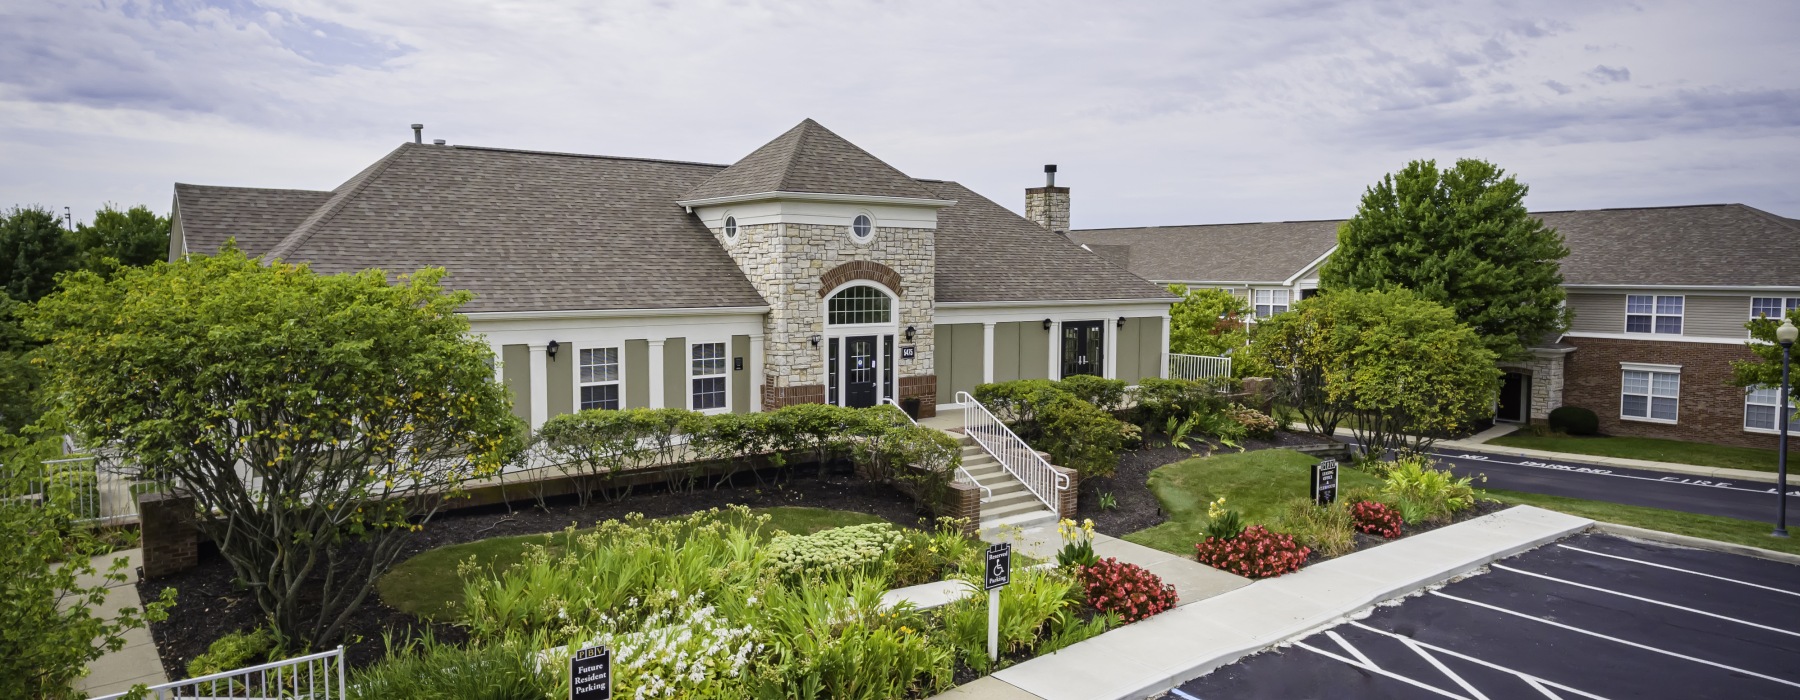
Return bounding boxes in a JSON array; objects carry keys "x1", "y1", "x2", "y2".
[{"x1": 1170, "y1": 532, "x2": 1800, "y2": 699}]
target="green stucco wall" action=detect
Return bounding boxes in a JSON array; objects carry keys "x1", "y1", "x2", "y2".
[
  {"x1": 1116, "y1": 316, "x2": 1163, "y2": 384},
  {"x1": 547, "y1": 351, "x2": 573, "y2": 419},
  {"x1": 502, "y1": 344, "x2": 529, "y2": 423},
  {"x1": 663, "y1": 338, "x2": 686, "y2": 410},
  {"x1": 624, "y1": 340, "x2": 649, "y2": 409},
  {"x1": 935, "y1": 323, "x2": 985, "y2": 400},
  {"x1": 732, "y1": 335, "x2": 751, "y2": 414}
]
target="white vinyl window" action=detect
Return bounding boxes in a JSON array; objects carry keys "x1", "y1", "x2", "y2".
[
  {"x1": 723, "y1": 216, "x2": 738, "y2": 240},
  {"x1": 1621, "y1": 367, "x2": 1680, "y2": 423},
  {"x1": 1745, "y1": 386, "x2": 1796, "y2": 433},
  {"x1": 827, "y1": 286, "x2": 892, "y2": 325},
  {"x1": 1750, "y1": 297, "x2": 1800, "y2": 321},
  {"x1": 1253, "y1": 289, "x2": 1289, "y2": 318},
  {"x1": 1625, "y1": 294, "x2": 1683, "y2": 334},
  {"x1": 578, "y1": 347, "x2": 621, "y2": 411},
  {"x1": 690, "y1": 342, "x2": 728, "y2": 411},
  {"x1": 851, "y1": 214, "x2": 873, "y2": 240}
]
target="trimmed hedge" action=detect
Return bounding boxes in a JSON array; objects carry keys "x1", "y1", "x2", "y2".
[
  {"x1": 972, "y1": 379, "x2": 1123, "y2": 479},
  {"x1": 1548, "y1": 406, "x2": 1599, "y2": 436}
]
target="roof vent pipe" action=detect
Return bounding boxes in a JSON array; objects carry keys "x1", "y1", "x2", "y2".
[
  {"x1": 1045, "y1": 164, "x2": 1057, "y2": 187},
  {"x1": 411, "y1": 124, "x2": 423, "y2": 143},
  {"x1": 433, "y1": 139, "x2": 446, "y2": 146}
]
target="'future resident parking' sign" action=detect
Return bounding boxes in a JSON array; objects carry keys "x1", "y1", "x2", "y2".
[{"x1": 569, "y1": 644, "x2": 611, "y2": 700}]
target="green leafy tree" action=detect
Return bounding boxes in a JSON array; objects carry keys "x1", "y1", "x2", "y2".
[
  {"x1": 1320, "y1": 159, "x2": 1570, "y2": 360},
  {"x1": 1249, "y1": 288, "x2": 1500, "y2": 454},
  {"x1": 28, "y1": 247, "x2": 525, "y2": 648},
  {"x1": 0, "y1": 434, "x2": 175, "y2": 699},
  {"x1": 0, "y1": 297, "x2": 40, "y2": 433},
  {"x1": 1733, "y1": 306, "x2": 1800, "y2": 423},
  {"x1": 73, "y1": 204, "x2": 170, "y2": 273},
  {"x1": 0, "y1": 206, "x2": 77, "y2": 304},
  {"x1": 1166, "y1": 284, "x2": 1251, "y2": 359}
]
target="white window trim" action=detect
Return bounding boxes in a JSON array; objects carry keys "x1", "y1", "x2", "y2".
[
  {"x1": 722, "y1": 214, "x2": 739, "y2": 241},
  {"x1": 1748, "y1": 297, "x2": 1800, "y2": 338},
  {"x1": 1619, "y1": 363, "x2": 1680, "y2": 425},
  {"x1": 1744, "y1": 385, "x2": 1797, "y2": 435},
  {"x1": 575, "y1": 346, "x2": 623, "y2": 412},
  {"x1": 1624, "y1": 294, "x2": 1684, "y2": 336},
  {"x1": 687, "y1": 339, "x2": 732, "y2": 415},
  {"x1": 848, "y1": 212, "x2": 876, "y2": 246},
  {"x1": 1252, "y1": 288, "x2": 1290, "y2": 319}
]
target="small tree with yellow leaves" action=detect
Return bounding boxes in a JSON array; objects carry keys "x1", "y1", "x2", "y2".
[{"x1": 28, "y1": 247, "x2": 525, "y2": 648}]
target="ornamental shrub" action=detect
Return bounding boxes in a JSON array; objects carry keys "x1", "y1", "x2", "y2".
[
  {"x1": 972, "y1": 379, "x2": 1062, "y2": 427},
  {"x1": 1132, "y1": 377, "x2": 1236, "y2": 430},
  {"x1": 1058, "y1": 375, "x2": 1128, "y2": 413},
  {"x1": 1035, "y1": 390, "x2": 1124, "y2": 479},
  {"x1": 765, "y1": 522, "x2": 904, "y2": 583},
  {"x1": 187, "y1": 626, "x2": 278, "y2": 678},
  {"x1": 1350, "y1": 500, "x2": 1402, "y2": 539},
  {"x1": 890, "y1": 519, "x2": 979, "y2": 587},
  {"x1": 1273, "y1": 498, "x2": 1356, "y2": 558},
  {"x1": 1380, "y1": 453, "x2": 1479, "y2": 525},
  {"x1": 1225, "y1": 404, "x2": 1278, "y2": 439},
  {"x1": 1194, "y1": 525, "x2": 1310, "y2": 579},
  {"x1": 1078, "y1": 557, "x2": 1178, "y2": 623},
  {"x1": 1548, "y1": 406, "x2": 1599, "y2": 436}
]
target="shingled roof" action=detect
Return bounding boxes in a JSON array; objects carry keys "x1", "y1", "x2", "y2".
[
  {"x1": 681, "y1": 119, "x2": 940, "y2": 202},
  {"x1": 929, "y1": 181, "x2": 1173, "y2": 303},
  {"x1": 1071, "y1": 204, "x2": 1800, "y2": 288},
  {"x1": 172, "y1": 184, "x2": 332, "y2": 259}
]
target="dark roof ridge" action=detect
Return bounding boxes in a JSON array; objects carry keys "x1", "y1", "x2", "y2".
[
  {"x1": 1074, "y1": 203, "x2": 1768, "y2": 234},
  {"x1": 1074, "y1": 217, "x2": 1346, "y2": 232},
  {"x1": 266, "y1": 144, "x2": 412, "y2": 261},
  {"x1": 448, "y1": 144, "x2": 728, "y2": 169},
  {"x1": 174, "y1": 183, "x2": 331, "y2": 195}
]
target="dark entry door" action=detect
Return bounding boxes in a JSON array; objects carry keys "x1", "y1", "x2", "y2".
[
  {"x1": 844, "y1": 335, "x2": 879, "y2": 408},
  {"x1": 1060, "y1": 321, "x2": 1105, "y2": 378},
  {"x1": 1497, "y1": 372, "x2": 1529, "y2": 422}
]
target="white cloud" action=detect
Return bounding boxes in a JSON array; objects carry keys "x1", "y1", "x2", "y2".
[{"x1": 2, "y1": 0, "x2": 1797, "y2": 228}]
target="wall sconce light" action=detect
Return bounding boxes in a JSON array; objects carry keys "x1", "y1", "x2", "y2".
[
  {"x1": 905, "y1": 326, "x2": 917, "y2": 341},
  {"x1": 810, "y1": 334, "x2": 822, "y2": 347},
  {"x1": 1042, "y1": 318, "x2": 1053, "y2": 331},
  {"x1": 546, "y1": 339, "x2": 560, "y2": 360},
  {"x1": 1116, "y1": 316, "x2": 1127, "y2": 328}
]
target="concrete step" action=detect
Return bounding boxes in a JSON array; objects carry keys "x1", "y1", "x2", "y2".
[
  {"x1": 982, "y1": 490, "x2": 1041, "y2": 511},
  {"x1": 980, "y1": 508, "x2": 1059, "y2": 535},
  {"x1": 980, "y1": 497, "x2": 1055, "y2": 522}
]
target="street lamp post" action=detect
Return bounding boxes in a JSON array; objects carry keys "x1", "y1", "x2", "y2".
[{"x1": 1775, "y1": 318, "x2": 1796, "y2": 538}]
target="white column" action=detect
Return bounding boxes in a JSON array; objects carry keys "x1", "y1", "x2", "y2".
[
  {"x1": 1105, "y1": 319, "x2": 1119, "y2": 379},
  {"x1": 1159, "y1": 312, "x2": 1172, "y2": 379},
  {"x1": 1047, "y1": 320, "x2": 1060, "y2": 380},
  {"x1": 647, "y1": 339, "x2": 666, "y2": 409},
  {"x1": 981, "y1": 322, "x2": 996, "y2": 385},
  {"x1": 528, "y1": 343, "x2": 549, "y2": 431},
  {"x1": 749, "y1": 333, "x2": 765, "y2": 412}
]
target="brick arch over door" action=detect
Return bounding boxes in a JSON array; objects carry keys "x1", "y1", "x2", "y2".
[{"x1": 819, "y1": 261, "x2": 904, "y2": 297}]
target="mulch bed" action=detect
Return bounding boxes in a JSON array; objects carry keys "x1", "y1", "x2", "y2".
[
  {"x1": 1078, "y1": 429, "x2": 1333, "y2": 537},
  {"x1": 138, "y1": 466, "x2": 929, "y2": 678},
  {"x1": 1319, "y1": 498, "x2": 1512, "y2": 565}
]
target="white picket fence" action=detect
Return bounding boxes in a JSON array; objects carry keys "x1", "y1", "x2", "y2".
[
  {"x1": 2, "y1": 455, "x2": 146, "y2": 526},
  {"x1": 90, "y1": 646, "x2": 347, "y2": 700},
  {"x1": 1168, "y1": 353, "x2": 1232, "y2": 380}
]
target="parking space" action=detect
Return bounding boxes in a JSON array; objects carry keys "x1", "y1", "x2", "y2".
[{"x1": 1171, "y1": 533, "x2": 1800, "y2": 700}]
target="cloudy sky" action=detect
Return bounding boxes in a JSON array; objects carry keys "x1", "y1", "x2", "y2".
[{"x1": 5, "y1": 0, "x2": 1798, "y2": 229}]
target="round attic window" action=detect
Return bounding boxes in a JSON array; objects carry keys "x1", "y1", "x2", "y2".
[
  {"x1": 851, "y1": 214, "x2": 873, "y2": 240},
  {"x1": 723, "y1": 216, "x2": 738, "y2": 239}
]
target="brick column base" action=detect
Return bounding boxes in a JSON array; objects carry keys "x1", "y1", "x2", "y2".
[
  {"x1": 139, "y1": 491, "x2": 198, "y2": 580},
  {"x1": 1052, "y1": 465, "x2": 1079, "y2": 520},
  {"x1": 941, "y1": 482, "x2": 982, "y2": 536}
]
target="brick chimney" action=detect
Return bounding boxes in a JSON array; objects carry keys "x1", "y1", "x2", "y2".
[{"x1": 1025, "y1": 164, "x2": 1070, "y2": 235}]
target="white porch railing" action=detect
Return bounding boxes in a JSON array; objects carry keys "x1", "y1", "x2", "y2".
[
  {"x1": 90, "y1": 646, "x2": 347, "y2": 699},
  {"x1": 1169, "y1": 353, "x2": 1232, "y2": 380},
  {"x1": 885, "y1": 398, "x2": 990, "y2": 503},
  {"x1": 954, "y1": 391, "x2": 1066, "y2": 512},
  {"x1": 2, "y1": 455, "x2": 147, "y2": 527}
]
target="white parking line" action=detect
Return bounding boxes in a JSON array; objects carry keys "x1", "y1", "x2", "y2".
[
  {"x1": 1348, "y1": 622, "x2": 1611, "y2": 700},
  {"x1": 1432, "y1": 451, "x2": 1797, "y2": 496},
  {"x1": 1557, "y1": 544, "x2": 1800, "y2": 598},
  {"x1": 1400, "y1": 635, "x2": 1490, "y2": 700},
  {"x1": 1327, "y1": 630, "x2": 1379, "y2": 668},
  {"x1": 1432, "y1": 591, "x2": 1800, "y2": 689},
  {"x1": 1492, "y1": 563, "x2": 1800, "y2": 638},
  {"x1": 1294, "y1": 641, "x2": 1473, "y2": 700},
  {"x1": 1167, "y1": 688, "x2": 1203, "y2": 700}
]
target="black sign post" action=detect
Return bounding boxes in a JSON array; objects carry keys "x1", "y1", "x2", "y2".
[
  {"x1": 1312, "y1": 459, "x2": 1339, "y2": 506},
  {"x1": 570, "y1": 644, "x2": 611, "y2": 700},
  {"x1": 985, "y1": 542, "x2": 1010, "y2": 661}
]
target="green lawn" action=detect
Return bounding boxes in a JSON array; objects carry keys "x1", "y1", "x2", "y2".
[
  {"x1": 379, "y1": 506, "x2": 892, "y2": 619},
  {"x1": 1487, "y1": 430, "x2": 1783, "y2": 473},
  {"x1": 1486, "y1": 489, "x2": 1800, "y2": 557},
  {"x1": 1124, "y1": 449, "x2": 1384, "y2": 556}
]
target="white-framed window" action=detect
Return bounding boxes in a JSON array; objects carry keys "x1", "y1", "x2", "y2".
[
  {"x1": 1750, "y1": 297, "x2": 1800, "y2": 321},
  {"x1": 1253, "y1": 289, "x2": 1289, "y2": 318},
  {"x1": 1621, "y1": 364, "x2": 1680, "y2": 423},
  {"x1": 1625, "y1": 294, "x2": 1683, "y2": 334},
  {"x1": 1745, "y1": 386, "x2": 1796, "y2": 433},
  {"x1": 690, "y1": 342, "x2": 728, "y2": 411},
  {"x1": 723, "y1": 216, "x2": 738, "y2": 240},
  {"x1": 850, "y1": 214, "x2": 873, "y2": 241},
  {"x1": 827, "y1": 286, "x2": 892, "y2": 325},
  {"x1": 578, "y1": 347, "x2": 621, "y2": 411}
]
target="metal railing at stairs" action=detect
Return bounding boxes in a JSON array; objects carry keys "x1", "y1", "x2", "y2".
[
  {"x1": 953, "y1": 391, "x2": 1066, "y2": 512},
  {"x1": 1169, "y1": 353, "x2": 1232, "y2": 380},
  {"x1": 884, "y1": 398, "x2": 990, "y2": 502}
]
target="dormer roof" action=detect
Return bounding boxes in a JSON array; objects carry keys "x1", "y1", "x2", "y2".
[{"x1": 679, "y1": 119, "x2": 941, "y2": 204}]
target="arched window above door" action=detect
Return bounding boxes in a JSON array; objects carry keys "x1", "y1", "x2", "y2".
[{"x1": 827, "y1": 285, "x2": 892, "y2": 325}]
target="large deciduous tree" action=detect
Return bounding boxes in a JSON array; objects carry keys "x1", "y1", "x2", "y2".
[
  {"x1": 1166, "y1": 284, "x2": 1252, "y2": 360},
  {"x1": 1733, "y1": 306, "x2": 1800, "y2": 427},
  {"x1": 0, "y1": 206, "x2": 77, "y2": 304},
  {"x1": 1319, "y1": 159, "x2": 1570, "y2": 360},
  {"x1": 73, "y1": 204, "x2": 171, "y2": 273},
  {"x1": 1249, "y1": 288, "x2": 1501, "y2": 455},
  {"x1": 29, "y1": 248, "x2": 525, "y2": 647}
]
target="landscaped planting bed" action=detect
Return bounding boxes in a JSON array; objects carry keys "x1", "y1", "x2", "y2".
[{"x1": 1078, "y1": 429, "x2": 1331, "y2": 537}]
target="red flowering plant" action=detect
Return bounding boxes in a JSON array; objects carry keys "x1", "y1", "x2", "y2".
[
  {"x1": 1350, "y1": 500, "x2": 1402, "y2": 539},
  {"x1": 1193, "y1": 525, "x2": 1310, "y2": 579},
  {"x1": 1078, "y1": 557, "x2": 1179, "y2": 623}
]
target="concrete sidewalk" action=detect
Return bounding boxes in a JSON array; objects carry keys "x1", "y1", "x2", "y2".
[
  {"x1": 73, "y1": 548, "x2": 168, "y2": 697},
  {"x1": 951, "y1": 505, "x2": 1592, "y2": 700}
]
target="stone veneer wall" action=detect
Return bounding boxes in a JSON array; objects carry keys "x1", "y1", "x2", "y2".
[
  {"x1": 1025, "y1": 186, "x2": 1070, "y2": 234},
  {"x1": 1527, "y1": 350, "x2": 1567, "y2": 422},
  {"x1": 711, "y1": 221, "x2": 936, "y2": 410},
  {"x1": 1562, "y1": 336, "x2": 1796, "y2": 451}
]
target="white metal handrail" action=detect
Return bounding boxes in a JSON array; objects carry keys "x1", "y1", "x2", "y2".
[
  {"x1": 954, "y1": 391, "x2": 1066, "y2": 512},
  {"x1": 2, "y1": 455, "x2": 146, "y2": 527},
  {"x1": 885, "y1": 398, "x2": 991, "y2": 503},
  {"x1": 1169, "y1": 353, "x2": 1232, "y2": 380},
  {"x1": 91, "y1": 646, "x2": 347, "y2": 700}
]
